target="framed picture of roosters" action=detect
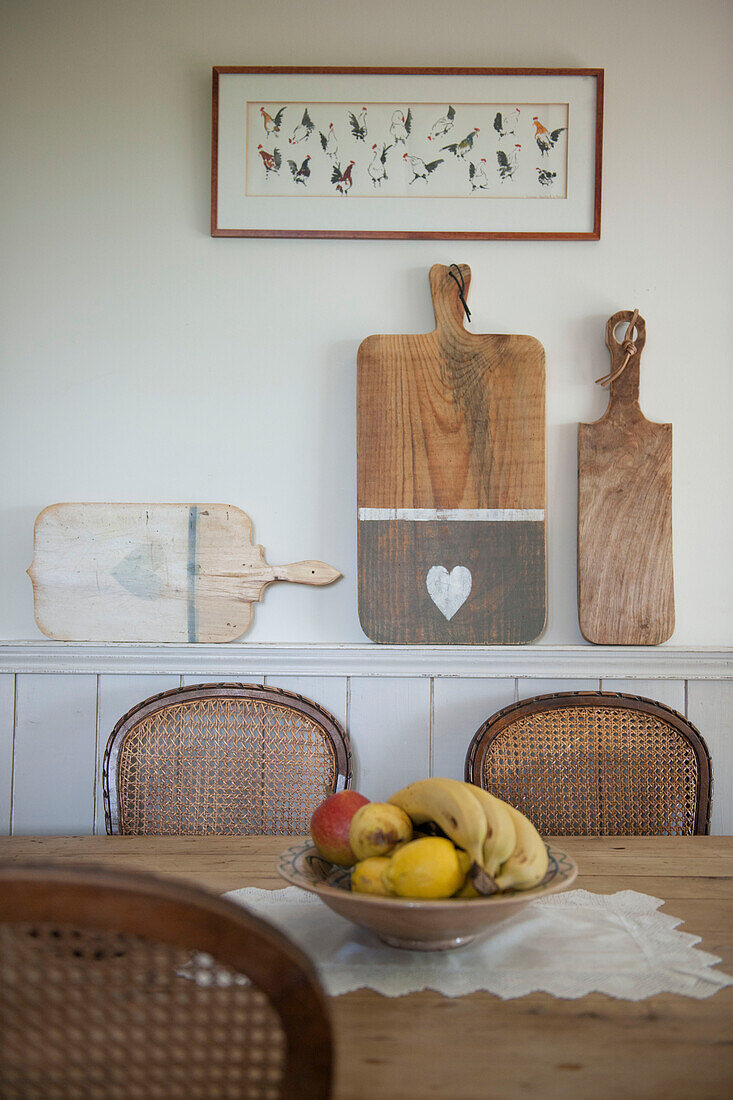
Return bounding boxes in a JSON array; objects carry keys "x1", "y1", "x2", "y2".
[{"x1": 211, "y1": 67, "x2": 603, "y2": 240}]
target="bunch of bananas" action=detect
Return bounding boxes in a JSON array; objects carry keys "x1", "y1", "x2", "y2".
[{"x1": 349, "y1": 778, "x2": 548, "y2": 900}]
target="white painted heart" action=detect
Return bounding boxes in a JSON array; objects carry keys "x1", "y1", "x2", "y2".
[{"x1": 426, "y1": 565, "x2": 472, "y2": 621}]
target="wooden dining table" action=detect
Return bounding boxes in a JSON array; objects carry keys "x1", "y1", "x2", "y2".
[{"x1": 0, "y1": 834, "x2": 730, "y2": 1099}]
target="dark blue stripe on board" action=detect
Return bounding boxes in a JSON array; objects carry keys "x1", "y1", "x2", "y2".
[{"x1": 187, "y1": 506, "x2": 198, "y2": 642}]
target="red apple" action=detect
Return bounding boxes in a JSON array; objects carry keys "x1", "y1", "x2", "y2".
[{"x1": 310, "y1": 790, "x2": 370, "y2": 866}]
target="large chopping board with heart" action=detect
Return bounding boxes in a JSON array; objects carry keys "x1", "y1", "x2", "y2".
[
  {"x1": 357, "y1": 263, "x2": 546, "y2": 644},
  {"x1": 28, "y1": 503, "x2": 341, "y2": 642},
  {"x1": 578, "y1": 310, "x2": 674, "y2": 644}
]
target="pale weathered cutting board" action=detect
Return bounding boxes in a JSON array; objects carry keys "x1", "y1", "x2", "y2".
[
  {"x1": 578, "y1": 310, "x2": 674, "y2": 644},
  {"x1": 357, "y1": 263, "x2": 546, "y2": 644},
  {"x1": 28, "y1": 503, "x2": 341, "y2": 642}
]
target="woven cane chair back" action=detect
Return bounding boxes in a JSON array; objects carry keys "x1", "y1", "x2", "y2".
[
  {"x1": 465, "y1": 692, "x2": 711, "y2": 836},
  {"x1": 103, "y1": 683, "x2": 351, "y2": 836},
  {"x1": 0, "y1": 864, "x2": 332, "y2": 1100}
]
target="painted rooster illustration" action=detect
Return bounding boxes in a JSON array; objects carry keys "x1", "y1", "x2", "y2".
[
  {"x1": 469, "y1": 158, "x2": 490, "y2": 190},
  {"x1": 331, "y1": 160, "x2": 355, "y2": 194},
  {"x1": 494, "y1": 108, "x2": 520, "y2": 140},
  {"x1": 442, "y1": 128, "x2": 480, "y2": 158},
  {"x1": 257, "y1": 145, "x2": 281, "y2": 176},
  {"x1": 403, "y1": 152, "x2": 443, "y2": 184},
  {"x1": 390, "y1": 108, "x2": 413, "y2": 145},
  {"x1": 368, "y1": 142, "x2": 391, "y2": 187},
  {"x1": 319, "y1": 123, "x2": 339, "y2": 159},
  {"x1": 536, "y1": 167, "x2": 557, "y2": 186},
  {"x1": 260, "y1": 106, "x2": 286, "y2": 137},
  {"x1": 289, "y1": 108, "x2": 314, "y2": 145},
  {"x1": 497, "y1": 144, "x2": 521, "y2": 180},
  {"x1": 348, "y1": 108, "x2": 368, "y2": 141},
  {"x1": 287, "y1": 154, "x2": 312, "y2": 185},
  {"x1": 533, "y1": 117, "x2": 566, "y2": 156},
  {"x1": 427, "y1": 105, "x2": 455, "y2": 142}
]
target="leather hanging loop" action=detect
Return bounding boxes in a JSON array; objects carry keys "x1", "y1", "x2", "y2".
[
  {"x1": 596, "y1": 308, "x2": 639, "y2": 386},
  {"x1": 448, "y1": 263, "x2": 471, "y2": 323}
]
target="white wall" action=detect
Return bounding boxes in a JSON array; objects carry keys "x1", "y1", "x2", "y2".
[{"x1": 2, "y1": 0, "x2": 732, "y2": 645}]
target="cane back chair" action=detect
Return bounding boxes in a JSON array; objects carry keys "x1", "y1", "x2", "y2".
[
  {"x1": 0, "y1": 863, "x2": 332, "y2": 1099},
  {"x1": 465, "y1": 691, "x2": 712, "y2": 835},
  {"x1": 103, "y1": 682, "x2": 351, "y2": 836}
]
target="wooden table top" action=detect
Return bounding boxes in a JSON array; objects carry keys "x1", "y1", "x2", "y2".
[{"x1": 1, "y1": 835, "x2": 731, "y2": 1099}]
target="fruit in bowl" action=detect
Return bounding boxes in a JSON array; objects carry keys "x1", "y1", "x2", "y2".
[
  {"x1": 309, "y1": 789, "x2": 369, "y2": 867},
  {"x1": 349, "y1": 802, "x2": 413, "y2": 860},
  {"x1": 278, "y1": 778, "x2": 577, "y2": 950},
  {"x1": 348, "y1": 778, "x2": 550, "y2": 900}
]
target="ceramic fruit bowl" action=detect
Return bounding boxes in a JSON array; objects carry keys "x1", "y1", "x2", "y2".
[{"x1": 277, "y1": 841, "x2": 577, "y2": 951}]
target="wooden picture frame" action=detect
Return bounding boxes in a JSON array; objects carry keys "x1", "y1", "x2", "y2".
[{"x1": 211, "y1": 67, "x2": 603, "y2": 240}]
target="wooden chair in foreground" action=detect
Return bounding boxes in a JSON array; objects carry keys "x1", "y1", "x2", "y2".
[
  {"x1": 103, "y1": 682, "x2": 351, "y2": 836},
  {"x1": 0, "y1": 863, "x2": 332, "y2": 1099},
  {"x1": 465, "y1": 691, "x2": 712, "y2": 835}
]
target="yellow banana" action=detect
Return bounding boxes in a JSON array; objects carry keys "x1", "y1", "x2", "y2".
[
  {"x1": 494, "y1": 803, "x2": 549, "y2": 891},
  {"x1": 388, "y1": 777, "x2": 487, "y2": 866},
  {"x1": 464, "y1": 783, "x2": 517, "y2": 876}
]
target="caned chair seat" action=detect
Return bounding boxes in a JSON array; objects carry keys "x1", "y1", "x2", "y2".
[
  {"x1": 103, "y1": 683, "x2": 351, "y2": 836},
  {"x1": 0, "y1": 863, "x2": 332, "y2": 1099},
  {"x1": 465, "y1": 691, "x2": 712, "y2": 835}
]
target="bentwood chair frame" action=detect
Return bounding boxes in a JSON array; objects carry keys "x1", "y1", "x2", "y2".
[
  {"x1": 465, "y1": 691, "x2": 712, "y2": 835},
  {"x1": 103, "y1": 682, "x2": 351, "y2": 836},
  {"x1": 0, "y1": 863, "x2": 332, "y2": 1099}
]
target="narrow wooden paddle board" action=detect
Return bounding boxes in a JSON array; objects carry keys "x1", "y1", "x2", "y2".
[
  {"x1": 28, "y1": 503, "x2": 341, "y2": 642},
  {"x1": 578, "y1": 311, "x2": 674, "y2": 644},
  {"x1": 357, "y1": 263, "x2": 546, "y2": 644}
]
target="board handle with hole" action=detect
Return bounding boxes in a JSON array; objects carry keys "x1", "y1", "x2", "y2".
[{"x1": 601, "y1": 309, "x2": 647, "y2": 414}]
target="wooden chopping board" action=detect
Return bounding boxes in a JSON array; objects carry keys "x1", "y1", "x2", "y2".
[
  {"x1": 357, "y1": 263, "x2": 546, "y2": 644},
  {"x1": 28, "y1": 503, "x2": 341, "y2": 642},
  {"x1": 578, "y1": 310, "x2": 674, "y2": 644}
]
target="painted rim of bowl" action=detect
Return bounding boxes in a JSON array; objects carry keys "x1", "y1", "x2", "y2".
[{"x1": 277, "y1": 841, "x2": 577, "y2": 909}]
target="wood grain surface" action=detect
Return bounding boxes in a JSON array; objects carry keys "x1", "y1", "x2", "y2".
[
  {"x1": 357, "y1": 263, "x2": 546, "y2": 643},
  {"x1": 28, "y1": 503, "x2": 341, "y2": 643},
  {"x1": 2, "y1": 834, "x2": 730, "y2": 1100},
  {"x1": 578, "y1": 312, "x2": 674, "y2": 645}
]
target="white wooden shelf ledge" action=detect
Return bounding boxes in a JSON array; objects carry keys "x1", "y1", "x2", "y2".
[{"x1": 0, "y1": 642, "x2": 730, "y2": 679}]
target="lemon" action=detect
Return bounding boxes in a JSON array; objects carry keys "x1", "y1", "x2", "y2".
[
  {"x1": 351, "y1": 857, "x2": 393, "y2": 896},
  {"x1": 381, "y1": 837, "x2": 468, "y2": 899}
]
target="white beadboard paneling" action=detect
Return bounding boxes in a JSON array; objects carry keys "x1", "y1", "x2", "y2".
[
  {"x1": 432, "y1": 678, "x2": 516, "y2": 781},
  {"x1": 688, "y1": 681, "x2": 733, "y2": 836},
  {"x1": 348, "y1": 678, "x2": 430, "y2": 801},
  {"x1": 13, "y1": 674, "x2": 98, "y2": 835},
  {"x1": 0, "y1": 676, "x2": 15, "y2": 834},
  {"x1": 263, "y1": 677, "x2": 348, "y2": 733},
  {"x1": 517, "y1": 679, "x2": 600, "y2": 700},
  {"x1": 95, "y1": 674, "x2": 181, "y2": 835},
  {"x1": 601, "y1": 679, "x2": 686, "y2": 713},
  {"x1": 181, "y1": 675, "x2": 264, "y2": 687}
]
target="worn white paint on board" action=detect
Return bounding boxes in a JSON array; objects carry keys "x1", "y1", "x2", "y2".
[
  {"x1": 432, "y1": 677, "x2": 516, "y2": 781},
  {"x1": 426, "y1": 566, "x2": 472, "y2": 621},
  {"x1": 348, "y1": 678, "x2": 430, "y2": 800},
  {"x1": 12, "y1": 674, "x2": 98, "y2": 835},
  {"x1": 0, "y1": 676, "x2": 15, "y2": 834},
  {"x1": 94, "y1": 674, "x2": 181, "y2": 834},
  {"x1": 688, "y1": 681, "x2": 733, "y2": 835},
  {"x1": 28, "y1": 503, "x2": 340, "y2": 644}
]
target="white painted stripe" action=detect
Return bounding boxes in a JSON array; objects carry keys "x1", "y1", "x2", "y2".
[{"x1": 358, "y1": 507, "x2": 545, "y2": 522}]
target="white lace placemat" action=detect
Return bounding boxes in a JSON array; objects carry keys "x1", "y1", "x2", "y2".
[{"x1": 223, "y1": 886, "x2": 733, "y2": 1000}]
